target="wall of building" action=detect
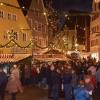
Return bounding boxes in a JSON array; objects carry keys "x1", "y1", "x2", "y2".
[
  {"x1": 27, "y1": 0, "x2": 48, "y2": 54},
  {"x1": 90, "y1": 0, "x2": 100, "y2": 60},
  {"x1": 0, "y1": 0, "x2": 32, "y2": 55}
]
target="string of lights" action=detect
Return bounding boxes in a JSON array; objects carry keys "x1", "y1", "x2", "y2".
[
  {"x1": 0, "y1": 39, "x2": 31, "y2": 48},
  {"x1": 0, "y1": 38, "x2": 48, "y2": 49}
]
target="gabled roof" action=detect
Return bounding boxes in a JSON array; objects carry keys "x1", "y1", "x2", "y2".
[
  {"x1": 28, "y1": 0, "x2": 48, "y2": 24},
  {"x1": 0, "y1": 0, "x2": 19, "y2": 7}
]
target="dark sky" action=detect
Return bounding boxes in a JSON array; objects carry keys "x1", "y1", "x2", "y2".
[
  {"x1": 18, "y1": 0, "x2": 93, "y2": 12},
  {"x1": 45, "y1": 0, "x2": 93, "y2": 12},
  {"x1": 53, "y1": 0, "x2": 93, "y2": 12}
]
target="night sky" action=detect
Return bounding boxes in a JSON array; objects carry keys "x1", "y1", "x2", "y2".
[
  {"x1": 52, "y1": 0, "x2": 93, "y2": 12},
  {"x1": 18, "y1": 0, "x2": 93, "y2": 12}
]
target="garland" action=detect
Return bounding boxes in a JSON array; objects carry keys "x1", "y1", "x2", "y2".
[{"x1": 0, "y1": 39, "x2": 48, "y2": 49}]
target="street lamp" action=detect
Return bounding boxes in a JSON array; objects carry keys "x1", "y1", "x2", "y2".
[{"x1": 43, "y1": 12, "x2": 46, "y2": 16}]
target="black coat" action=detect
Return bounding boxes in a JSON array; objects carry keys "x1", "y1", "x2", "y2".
[
  {"x1": 52, "y1": 71, "x2": 62, "y2": 86},
  {"x1": 0, "y1": 72, "x2": 8, "y2": 93}
]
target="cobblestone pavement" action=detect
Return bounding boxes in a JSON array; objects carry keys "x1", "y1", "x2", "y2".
[{"x1": 5, "y1": 86, "x2": 100, "y2": 100}]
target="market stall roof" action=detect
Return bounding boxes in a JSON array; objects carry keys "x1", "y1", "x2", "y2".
[
  {"x1": 0, "y1": 54, "x2": 31, "y2": 63},
  {"x1": 34, "y1": 57, "x2": 67, "y2": 62},
  {"x1": 44, "y1": 49, "x2": 64, "y2": 54},
  {"x1": 33, "y1": 49, "x2": 68, "y2": 62}
]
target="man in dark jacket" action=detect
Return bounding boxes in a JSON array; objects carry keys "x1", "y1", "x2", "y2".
[
  {"x1": 52, "y1": 67, "x2": 62, "y2": 100},
  {"x1": 62, "y1": 67, "x2": 72, "y2": 100},
  {"x1": 0, "y1": 67, "x2": 8, "y2": 100}
]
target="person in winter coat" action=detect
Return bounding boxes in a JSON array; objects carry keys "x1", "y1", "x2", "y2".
[
  {"x1": 52, "y1": 67, "x2": 62, "y2": 100},
  {"x1": 47, "y1": 64, "x2": 54, "y2": 99},
  {"x1": 0, "y1": 67, "x2": 8, "y2": 100},
  {"x1": 84, "y1": 74, "x2": 94, "y2": 100},
  {"x1": 6, "y1": 74, "x2": 23, "y2": 100},
  {"x1": 62, "y1": 67, "x2": 72, "y2": 100},
  {"x1": 10, "y1": 64, "x2": 20, "y2": 80},
  {"x1": 74, "y1": 80, "x2": 90, "y2": 100},
  {"x1": 96, "y1": 67, "x2": 100, "y2": 94}
]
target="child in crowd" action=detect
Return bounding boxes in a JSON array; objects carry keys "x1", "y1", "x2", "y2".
[{"x1": 74, "y1": 80, "x2": 90, "y2": 100}]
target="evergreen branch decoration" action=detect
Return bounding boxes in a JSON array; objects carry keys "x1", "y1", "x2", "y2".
[
  {"x1": 0, "y1": 29, "x2": 49, "y2": 49},
  {"x1": 0, "y1": 39, "x2": 48, "y2": 49}
]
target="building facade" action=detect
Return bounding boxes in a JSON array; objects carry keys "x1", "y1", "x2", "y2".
[
  {"x1": 90, "y1": 0, "x2": 100, "y2": 61},
  {"x1": 0, "y1": 0, "x2": 32, "y2": 62},
  {"x1": 27, "y1": 0, "x2": 48, "y2": 55}
]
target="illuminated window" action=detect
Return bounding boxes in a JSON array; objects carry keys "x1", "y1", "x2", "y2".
[{"x1": 91, "y1": 53, "x2": 99, "y2": 62}]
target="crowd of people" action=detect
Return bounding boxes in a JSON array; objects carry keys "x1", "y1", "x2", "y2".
[
  {"x1": 0, "y1": 57, "x2": 100, "y2": 100},
  {"x1": 31, "y1": 57, "x2": 100, "y2": 100}
]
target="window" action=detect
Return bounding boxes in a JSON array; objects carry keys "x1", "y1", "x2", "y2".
[
  {"x1": 38, "y1": 23, "x2": 42, "y2": 31},
  {"x1": 94, "y1": 3, "x2": 97, "y2": 11},
  {"x1": 12, "y1": 14, "x2": 17, "y2": 21},
  {"x1": 23, "y1": 33, "x2": 26, "y2": 41},
  {"x1": 96, "y1": 39, "x2": 99, "y2": 45},
  {"x1": 0, "y1": 11, "x2": 4, "y2": 18},
  {"x1": 8, "y1": 13, "x2": 11, "y2": 20},
  {"x1": 13, "y1": 32, "x2": 18, "y2": 40},
  {"x1": 3, "y1": 34, "x2": 7, "y2": 40},
  {"x1": 91, "y1": 39, "x2": 98, "y2": 47},
  {"x1": 28, "y1": 18, "x2": 33, "y2": 29},
  {"x1": 34, "y1": 21, "x2": 38, "y2": 30},
  {"x1": 97, "y1": 25, "x2": 99, "y2": 31}
]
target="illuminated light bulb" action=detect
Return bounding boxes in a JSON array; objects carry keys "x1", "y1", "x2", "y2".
[
  {"x1": 43, "y1": 12, "x2": 46, "y2": 15},
  {"x1": 84, "y1": 28, "x2": 86, "y2": 31},
  {"x1": 22, "y1": 6, "x2": 25, "y2": 9},
  {"x1": 67, "y1": 17, "x2": 70, "y2": 20},
  {"x1": 0, "y1": 3, "x2": 4, "y2": 6},
  {"x1": 75, "y1": 43, "x2": 78, "y2": 47},
  {"x1": 65, "y1": 14, "x2": 68, "y2": 17},
  {"x1": 30, "y1": 38, "x2": 32, "y2": 41}
]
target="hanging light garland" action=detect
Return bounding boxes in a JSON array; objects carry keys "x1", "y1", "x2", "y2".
[{"x1": 0, "y1": 29, "x2": 48, "y2": 49}]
